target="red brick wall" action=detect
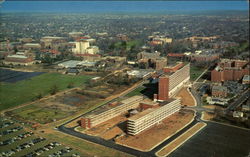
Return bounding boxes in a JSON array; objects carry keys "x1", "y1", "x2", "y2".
[
  {"x1": 211, "y1": 70, "x2": 222, "y2": 82},
  {"x1": 211, "y1": 67, "x2": 249, "y2": 82},
  {"x1": 81, "y1": 118, "x2": 91, "y2": 129},
  {"x1": 158, "y1": 77, "x2": 169, "y2": 101},
  {"x1": 163, "y1": 63, "x2": 183, "y2": 73}
]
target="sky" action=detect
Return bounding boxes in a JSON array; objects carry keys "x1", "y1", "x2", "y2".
[{"x1": 1, "y1": 1, "x2": 249, "y2": 13}]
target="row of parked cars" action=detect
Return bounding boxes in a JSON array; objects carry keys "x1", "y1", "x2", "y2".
[
  {"x1": 1, "y1": 137, "x2": 46, "y2": 157},
  {"x1": 0, "y1": 131, "x2": 34, "y2": 146},
  {"x1": 0, "y1": 121, "x2": 14, "y2": 129},
  {"x1": 22, "y1": 142, "x2": 79, "y2": 157},
  {"x1": 16, "y1": 137, "x2": 46, "y2": 152},
  {"x1": 0, "y1": 126, "x2": 23, "y2": 136},
  {"x1": 23, "y1": 141, "x2": 61, "y2": 157}
]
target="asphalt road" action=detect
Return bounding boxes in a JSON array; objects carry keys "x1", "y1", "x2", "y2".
[{"x1": 226, "y1": 89, "x2": 249, "y2": 112}]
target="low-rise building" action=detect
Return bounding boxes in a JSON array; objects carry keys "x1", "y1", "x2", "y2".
[
  {"x1": 242, "y1": 75, "x2": 250, "y2": 84},
  {"x1": 212, "y1": 85, "x2": 228, "y2": 98},
  {"x1": 242, "y1": 104, "x2": 250, "y2": 112},
  {"x1": 58, "y1": 60, "x2": 96, "y2": 68},
  {"x1": 3, "y1": 54, "x2": 34, "y2": 66},
  {"x1": 233, "y1": 111, "x2": 244, "y2": 118},
  {"x1": 23, "y1": 43, "x2": 41, "y2": 50},
  {"x1": 126, "y1": 69, "x2": 154, "y2": 79}
]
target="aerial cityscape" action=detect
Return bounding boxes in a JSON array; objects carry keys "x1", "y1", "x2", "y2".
[{"x1": 0, "y1": 1, "x2": 249, "y2": 157}]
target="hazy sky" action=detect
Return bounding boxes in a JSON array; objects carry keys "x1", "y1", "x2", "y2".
[{"x1": 1, "y1": 1, "x2": 249, "y2": 13}]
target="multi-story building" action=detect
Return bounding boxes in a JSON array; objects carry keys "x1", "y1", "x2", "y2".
[
  {"x1": 154, "y1": 62, "x2": 190, "y2": 101},
  {"x1": 137, "y1": 51, "x2": 167, "y2": 70},
  {"x1": 127, "y1": 99, "x2": 181, "y2": 135},
  {"x1": 72, "y1": 38, "x2": 99, "y2": 55},
  {"x1": 81, "y1": 96, "x2": 143, "y2": 129},
  {"x1": 211, "y1": 59, "x2": 250, "y2": 82}
]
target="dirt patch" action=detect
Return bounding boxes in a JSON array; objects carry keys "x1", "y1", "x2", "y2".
[
  {"x1": 175, "y1": 88, "x2": 195, "y2": 106},
  {"x1": 101, "y1": 127, "x2": 124, "y2": 140},
  {"x1": 84, "y1": 114, "x2": 127, "y2": 136},
  {"x1": 115, "y1": 110, "x2": 195, "y2": 151},
  {"x1": 202, "y1": 111, "x2": 216, "y2": 121},
  {"x1": 157, "y1": 122, "x2": 206, "y2": 157}
]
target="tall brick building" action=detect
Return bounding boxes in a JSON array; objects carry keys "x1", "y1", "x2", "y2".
[
  {"x1": 154, "y1": 62, "x2": 190, "y2": 101},
  {"x1": 211, "y1": 59, "x2": 250, "y2": 82}
]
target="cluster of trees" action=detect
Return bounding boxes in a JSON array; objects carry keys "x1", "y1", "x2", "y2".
[
  {"x1": 223, "y1": 41, "x2": 249, "y2": 58},
  {"x1": 107, "y1": 74, "x2": 140, "y2": 86}
]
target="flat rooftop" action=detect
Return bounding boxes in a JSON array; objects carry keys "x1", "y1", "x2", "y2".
[
  {"x1": 86, "y1": 96, "x2": 143, "y2": 117},
  {"x1": 128, "y1": 98, "x2": 177, "y2": 121},
  {"x1": 128, "y1": 108, "x2": 156, "y2": 121}
]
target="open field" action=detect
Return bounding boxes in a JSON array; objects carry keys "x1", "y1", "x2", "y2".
[
  {"x1": 190, "y1": 66, "x2": 205, "y2": 81},
  {"x1": 156, "y1": 122, "x2": 206, "y2": 157},
  {"x1": 116, "y1": 110, "x2": 194, "y2": 151},
  {"x1": 7, "y1": 80, "x2": 137, "y2": 124},
  {"x1": 0, "y1": 72, "x2": 93, "y2": 111},
  {"x1": 175, "y1": 88, "x2": 195, "y2": 106},
  {"x1": 202, "y1": 111, "x2": 215, "y2": 121},
  {"x1": 168, "y1": 122, "x2": 250, "y2": 157},
  {"x1": 7, "y1": 103, "x2": 76, "y2": 124}
]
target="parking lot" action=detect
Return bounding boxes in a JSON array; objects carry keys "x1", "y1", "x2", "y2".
[{"x1": 0, "y1": 117, "x2": 80, "y2": 157}]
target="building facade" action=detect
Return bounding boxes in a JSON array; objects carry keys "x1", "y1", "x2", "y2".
[
  {"x1": 155, "y1": 63, "x2": 190, "y2": 101},
  {"x1": 211, "y1": 59, "x2": 250, "y2": 82},
  {"x1": 127, "y1": 99, "x2": 181, "y2": 135},
  {"x1": 81, "y1": 96, "x2": 143, "y2": 129}
]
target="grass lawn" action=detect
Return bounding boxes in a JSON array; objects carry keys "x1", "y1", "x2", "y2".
[
  {"x1": 9, "y1": 104, "x2": 73, "y2": 124},
  {"x1": 125, "y1": 86, "x2": 146, "y2": 97},
  {"x1": 0, "y1": 73, "x2": 93, "y2": 111},
  {"x1": 190, "y1": 66, "x2": 205, "y2": 81}
]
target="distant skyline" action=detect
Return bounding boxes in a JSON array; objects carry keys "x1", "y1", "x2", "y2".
[{"x1": 1, "y1": 1, "x2": 249, "y2": 13}]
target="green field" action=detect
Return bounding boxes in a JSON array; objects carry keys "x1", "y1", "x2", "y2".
[
  {"x1": 190, "y1": 66, "x2": 205, "y2": 81},
  {"x1": 125, "y1": 86, "x2": 146, "y2": 97},
  {"x1": 8, "y1": 104, "x2": 74, "y2": 124},
  {"x1": 0, "y1": 73, "x2": 93, "y2": 111}
]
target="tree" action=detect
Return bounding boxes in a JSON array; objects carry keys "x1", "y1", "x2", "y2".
[
  {"x1": 36, "y1": 93, "x2": 43, "y2": 100},
  {"x1": 50, "y1": 85, "x2": 59, "y2": 95},
  {"x1": 67, "y1": 82, "x2": 74, "y2": 88}
]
